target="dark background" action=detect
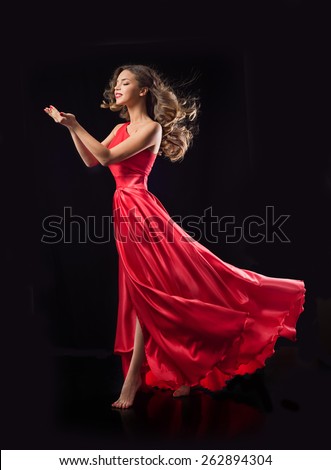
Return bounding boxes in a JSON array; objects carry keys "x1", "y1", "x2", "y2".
[{"x1": 2, "y1": 0, "x2": 330, "y2": 450}]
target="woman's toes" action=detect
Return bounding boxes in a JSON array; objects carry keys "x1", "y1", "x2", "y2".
[{"x1": 173, "y1": 385, "x2": 190, "y2": 397}]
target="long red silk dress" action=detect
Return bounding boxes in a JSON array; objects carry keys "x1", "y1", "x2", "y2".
[{"x1": 107, "y1": 122, "x2": 306, "y2": 392}]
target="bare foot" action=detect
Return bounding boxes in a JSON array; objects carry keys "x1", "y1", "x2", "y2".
[
  {"x1": 173, "y1": 385, "x2": 191, "y2": 398},
  {"x1": 111, "y1": 373, "x2": 142, "y2": 409}
]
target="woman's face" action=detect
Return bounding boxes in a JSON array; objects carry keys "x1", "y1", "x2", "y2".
[{"x1": 114, "y1": 69, "x2": 145, "y2": 106}]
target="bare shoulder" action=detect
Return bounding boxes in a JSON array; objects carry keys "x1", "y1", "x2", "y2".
[
  {"x1": 146, "y1": 120, "x2": 162, "y2": 134},
  {"x1": 152, "y1": 121, "x2": 162, "y2": 131},
  {"x1": 132, "y1": 120, "x2": 162, "y2": 137}
]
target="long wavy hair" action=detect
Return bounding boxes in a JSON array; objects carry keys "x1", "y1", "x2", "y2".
[{"x1": 100, "y1": 64, "x2": 200, "y2": 162}]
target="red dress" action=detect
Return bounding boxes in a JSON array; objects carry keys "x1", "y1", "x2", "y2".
[{"x1": 107, "y1": 122, "x2": 306, "y2": 392}]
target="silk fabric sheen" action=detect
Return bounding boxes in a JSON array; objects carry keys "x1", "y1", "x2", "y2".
[{"x1": 108, "y1": 122, "x2": 306, "y2": 391}]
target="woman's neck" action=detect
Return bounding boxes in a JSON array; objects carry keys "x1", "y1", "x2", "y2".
[{"x1": 126, "y1": 104, "x2": 150, "y2": 124}]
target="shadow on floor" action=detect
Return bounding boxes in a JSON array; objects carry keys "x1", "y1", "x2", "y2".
[{"x1": 52, "y1": 345, "x2": 331, "y2": 449}]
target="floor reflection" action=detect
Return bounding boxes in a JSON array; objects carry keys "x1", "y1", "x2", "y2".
[
  {"x1": 54, "y1": 343, "x2": 331, "y2": 448},
  {"x1": 54, "y1": 353, "x2": 280, "y2": 448},
  {"x1": 116, "y1": 381, "x2": 268, "y2": 445}
]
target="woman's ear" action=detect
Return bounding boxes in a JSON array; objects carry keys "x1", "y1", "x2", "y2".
[{"x1": 139, "y1": 87, "x2": 149, "y2": 97}]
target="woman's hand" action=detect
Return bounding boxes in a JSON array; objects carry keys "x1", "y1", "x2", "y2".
[{"x1": 44, "y1": 105, "x2": 77, "y2": 129}]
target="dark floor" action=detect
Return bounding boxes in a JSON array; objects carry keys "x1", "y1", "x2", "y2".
[
  {"x1": 50, "y1": 343, "x2": 331, "y2": 450},
  {"x1": 5, "y1": 294, "x2": 328, "y2": 450}
]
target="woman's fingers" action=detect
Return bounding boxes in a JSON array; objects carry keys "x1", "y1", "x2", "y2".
[
  {"x1": 43, "y1": 106, "x2": 75, "y2": 128},
  {"x1": 49, "y1": 105, "x2": 60, "y2": 119},
  {"x1": 44, "y1": 105, "x2": 62, "y2": 122}
]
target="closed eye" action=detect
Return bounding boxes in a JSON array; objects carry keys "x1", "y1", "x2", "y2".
[{"x1": 116, "y1": 79, "x2": 131, "y2": 85}]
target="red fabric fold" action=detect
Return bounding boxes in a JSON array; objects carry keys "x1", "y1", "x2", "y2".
[{"x1": 108, "y1": 122, "x2": 306, "y2": 392}]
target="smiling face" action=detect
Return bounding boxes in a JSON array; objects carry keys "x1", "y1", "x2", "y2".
[{"x1": 114, "y1": 69, "x2": 148, "y2": 107}]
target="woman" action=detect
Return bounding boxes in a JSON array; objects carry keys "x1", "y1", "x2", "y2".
[{"x1": 44, "y1": 64, "x2": 306, "y2": 409}]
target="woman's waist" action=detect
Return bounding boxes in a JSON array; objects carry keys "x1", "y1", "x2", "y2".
[{"x1": 113, "y1": 173, "x2": 148, "y2": 189}]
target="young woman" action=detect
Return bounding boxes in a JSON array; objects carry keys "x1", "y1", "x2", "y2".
[{"x1": 44, "y1": 64, "x2": 306, "y2": 409}]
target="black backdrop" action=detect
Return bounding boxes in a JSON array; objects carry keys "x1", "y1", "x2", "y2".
[{"x1": 2, "y1": 0, "x2": 330, "y2": 449}]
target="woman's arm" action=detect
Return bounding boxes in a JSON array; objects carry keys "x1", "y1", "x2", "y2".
[
  {"x1": 68, "y1": 129, "x2": 100, "y2": 167},
  {"x1": 72, "y1": 119, "x2": 161, "y2": 166},
  {"x1": 68, "y1": 124, "x2": 123, "y2": 167},
  {"x1": 44, "y1": 105, "x2": 122, "y2": 167},
  {"x1": 44, "y1": 105, "x2": 161, "y2": 166}
]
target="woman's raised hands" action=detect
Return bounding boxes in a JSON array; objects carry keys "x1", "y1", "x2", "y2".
[{"x1": 44, "y1": 105, "x2": 77, "y2": 129}]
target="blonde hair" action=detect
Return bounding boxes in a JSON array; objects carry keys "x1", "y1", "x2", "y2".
[{"x1": 101, "y1": 64, "x2": 200, "y2": 162}]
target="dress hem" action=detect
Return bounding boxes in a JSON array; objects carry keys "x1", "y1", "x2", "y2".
[{"x1": 114, "y1": 281, "x2": 306, "y2": 393}]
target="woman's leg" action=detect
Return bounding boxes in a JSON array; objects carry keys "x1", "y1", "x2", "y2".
[
  {"x1": 127, "y1": 319, "x2": 191, "y2": 398},
  {"x1": 127, "y1": 316, "x2": 145, "y2": 376},
  {"x1": 111, "y1": 316, "x2": 145, "y2": 408},
  {"x1": 112, "y1": 315, "x2": 190, "y2": 407}
]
